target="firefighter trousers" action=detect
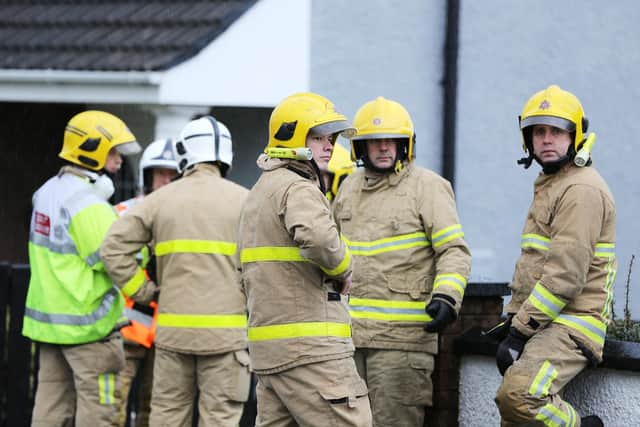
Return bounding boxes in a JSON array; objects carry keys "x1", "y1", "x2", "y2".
[
  {"x1": 148, "y1": 347, "x2": 251, "y2": 427},
  {"x1": 31, "y1": 332, "x2": 126, "y2": 427},
  {"x1": 495, "y1": 325, "x2": 589, "y2": 427},
  {"x1": 354, "y1": 348, "x2": 434, "y2": 427},
  {"x1": 256, "y1": 356, "x2": 372, "y2": 427}
]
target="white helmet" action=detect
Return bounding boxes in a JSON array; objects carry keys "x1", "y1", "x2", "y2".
[
  {"x1": 138, "y1": 138, "x2": 178, "y2": 194},
  {"x1": 174, "y1": 116, "x2": 233, "y2": 176}
]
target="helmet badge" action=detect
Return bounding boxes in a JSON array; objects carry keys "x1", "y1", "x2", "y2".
[
  {"x1": 162, "y1": 150, "x2": 173, "y2": 160},
  {"x1": 372, "y1": 118, "x2": 382, "y2": 126},
  {"x1": 539, "y1": 100, "x2": 551, "y2": 110}
]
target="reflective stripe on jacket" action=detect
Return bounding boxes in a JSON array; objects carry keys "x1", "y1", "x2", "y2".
[
  {"x1": 23, "y1": 168, "x2": 125, "y2": 344},
  {"x1": 332, "y1": 163, "x2": 471, "y2": 353},
  {"x1": 238, "y1": 154, "x2": 354, "y2": 373},
  {"x1": 508, "y1": 163, "x2": 617, "y2": 359},
  {"x1": 101, "y1": 164, "x2": 248, "y2": 354}
]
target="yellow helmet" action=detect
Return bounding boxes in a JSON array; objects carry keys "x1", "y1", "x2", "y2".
[
  {"x1": 267, "y1": 92, "x2": 355, "y2": 152},
  {"x1": 326, "y1": 144, "x2": 355, "y2": 200},
  {"x1": 59, "y1": 110, "x2": 141, "y2": 171},
  {"x1": 351, "y1": 96, "x2": 415, "y2": 166},
  {"x1": 519, "y1": 85, "x2": 588, "y2": 153}
]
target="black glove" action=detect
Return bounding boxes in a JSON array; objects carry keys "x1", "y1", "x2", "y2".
[
  {"x1": 424, "y1": 295, "x2": 456, "y2": 333},
  {"x1": 496, "y1": 327, "x2": 529, "y2": 375},
  {"x1": 482, "y1": 314, "x2": 513, "y2": 342}
]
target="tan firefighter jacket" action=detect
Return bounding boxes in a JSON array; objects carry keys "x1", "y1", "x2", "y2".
[
  {"x1": 506, "y1": 163, "x2": 617, "y2": 361},
  {"x1": 101, "y1": 163, "x2": 249, "y2": 355},
  {"x1": 332, "y1": 163, "x2": 471, "y2": 353},
  {"x1": 238, "y1": 154, "x2": 353, "y2": 374}
]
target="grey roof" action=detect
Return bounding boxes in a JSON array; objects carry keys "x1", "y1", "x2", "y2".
[{"x1": 0, "y1": 0, "x2": 257, "y2": 71}]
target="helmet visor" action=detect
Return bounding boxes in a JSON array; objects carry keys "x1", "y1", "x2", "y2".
[
  {"x1": 309, "y1": 120, "x2": 356, "y2": 139},
  {"x1": 520, "y1": 115, "x2": 575, "y2": 132},
  {"x1": 115, "y1": 141, "x2": 142, "y2": 156}
]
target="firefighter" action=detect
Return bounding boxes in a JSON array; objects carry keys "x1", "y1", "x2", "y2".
[
  {"x1": 324, "y1": 143, "x2": 356, "y2": 201},
  {"x1": 332, "y1": 96, "x2": 471, "y2": 427},
  {"x1": 114, "y1": 138, "x2": 178, "y2": 427},
  {"x1": 493, "y1": 85, "x2": 615, "y2": 427},
  {"x1": 237, "y1": 92, "x2": 373, "y2": 426},
  {"x1": 101, "y1": 116, "x2": 250, "y2": 427},
  {"x1": 23, "y1": 110, "x2": 141, "y2": 426}
]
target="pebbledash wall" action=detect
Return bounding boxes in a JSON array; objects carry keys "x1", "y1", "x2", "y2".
[{"x1": 311, "y1": 0, "x2": 640, "y2": 318}]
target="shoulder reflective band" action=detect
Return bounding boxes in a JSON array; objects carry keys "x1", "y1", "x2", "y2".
[
  {"x1": 342, "y1": 232, "x2": 430, "y2": 256},
  {"x1": 121, "y1": 268, "x2": 146, "y2": 297},
  {"x1": 433, "y1": 273, "x2": 467, "y2": 297},
  {"x1": 521, "y1": 233, "x2": 550, "y2": 251},
  {"x1": 431, "y1": 224, "x2": 464, "y2": 248},
  {"x1": 528, "y1": 360, "x2": 558, "y2": 398},
  {"x1": 240, "y1": 246, "x2": 350, "y2": 277},
  {"x1": 535, "y1": 402, "x2": 578, "y2": 427},
  {"x1": 594, "y1": 242, "x2": 615, "y2": 258},
  {"x1": 552, "y1": 314, "x2": 606, "y2": 346},
  {"x1": 248, "y1": 321, "x2": 351, "y2": 342},
  {"x1": 24, "y1": 287, "x2": 119, "y2": 326},
  {"x1": 528, "y1": 282, "x2": 566, "y2": 320},
  {"x1": 349, "y1": 298, "x2": 432, "y2": 322},
  {"x1": 98, "y1": 373, "x2": 116, "y2": 405},
  {"x1": 157, "y1": 313, "x2": 247, "y2": 329},
  {"x1": 155, "y1": 240, "x2": 237, "y2": 256},
  {"x1": 29, "y1": 231, "x2": 78, "y2": 255}
]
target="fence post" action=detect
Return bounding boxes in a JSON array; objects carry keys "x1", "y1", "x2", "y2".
[{"x1": 7, "y1": 264, "x2": 33, "y2": 427}]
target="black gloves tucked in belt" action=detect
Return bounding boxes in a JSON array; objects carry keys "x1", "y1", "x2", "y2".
[
  {"x1": 424, "y1": 294, "x2": 457, "y2": 333},
  {"x1": 496, "y1": 327, "x2": 529, "y2": 375}
]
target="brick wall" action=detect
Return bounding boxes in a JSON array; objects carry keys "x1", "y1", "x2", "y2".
[{"x1": 428, "y1": 283, "x2": 509, "y2": 427}]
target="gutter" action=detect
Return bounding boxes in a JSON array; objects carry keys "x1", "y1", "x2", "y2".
[
  {"x1": 442, "y1": 0, "x2": 460, "y2": 188},
  {"x1": 0, "y1": 69, "x2": 162, "y2": 85}
]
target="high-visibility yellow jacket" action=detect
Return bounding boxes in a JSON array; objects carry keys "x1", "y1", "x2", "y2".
[
  {"x1": 333, "y1": 163, "x2": 471, "y2": 353},
  {"x1": 101, "y1": 163, "x2": 248, "y2": 355},
  {"x1": 507, "y1": 163, "x2": 617, "y2": 361},
  {"x1": 23, "y1": 166, "x2": 125, "y2": 344},
  {"x1": 238, "y1": 154, "x2": 353, "y2": 374}
]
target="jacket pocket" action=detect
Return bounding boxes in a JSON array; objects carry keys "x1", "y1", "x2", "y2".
[{"x1": 387, "y1": 272, "x2": 431, "y2": 300}]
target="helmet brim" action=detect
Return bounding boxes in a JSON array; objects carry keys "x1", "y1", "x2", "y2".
[
  {"x1": 116, "y1": 141, "x2": 142, "y2": 156},
  {"x1": 351, "y1": 133, "x2": 411, "y2": 141},
  {"x1": 520, "y1": 115, "x2": 575, "y2": 132},
  {"x1": 309, "y1": 120, "x2": 356, "y2": 139}
]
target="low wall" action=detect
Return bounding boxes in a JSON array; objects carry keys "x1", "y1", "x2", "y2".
[{"x1": 457, "y1": 329, "x2": 640, "y2": 427}]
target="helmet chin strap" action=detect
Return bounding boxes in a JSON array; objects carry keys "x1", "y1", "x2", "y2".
[{"x1": 535, "y1": 144, "x2": 576, "y2": 175}]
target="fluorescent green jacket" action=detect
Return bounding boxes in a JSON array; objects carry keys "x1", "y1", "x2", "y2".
[{"x1": 23, "y1": 167, "x2": 125, "y2": 344}]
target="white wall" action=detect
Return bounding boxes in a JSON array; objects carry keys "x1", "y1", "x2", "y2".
[
  {"x1": 310, "y1": 0, "x2": 446, "y2": 172},
  {"x1": 453, "y1": 0, "x2": 640, "y2": 314},
  {"x1": 459, "y1": 355, "x2": 640, "y2": 426}
]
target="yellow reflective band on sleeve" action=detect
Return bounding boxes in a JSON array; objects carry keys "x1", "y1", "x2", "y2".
[
  {"x1": 431, "y1": 224, "x2": 464, "y2": 248},
  {"x1": 521, "y1": 233, "x2": 550, "y2": 251},
  {"x1": 121, "y1": 267, "x2": 146, "y2": 297},
  {"x1": 240, "y1": 246, "x2": 306, "y2": 263},
  {"x1": 528, "y1": 282, "x2": 566, "y2": 320},
  {"x1": 535, "y1": 402, "x2": 577, "y2": 427},
  {"x1": 342, "y1": 232, "x2": 430, "y2": 256},
  {"x1": 98, "y1": 372, "x2": 116, "y2": 405},
  {"x1": 433, "y1": 273, "x2": 467, "y2": 297},
  {"x1": 155, "y1": 239, "x2": 236, "y2": 256},
  {"x1": 157, "y1": 313, "x2": 248, "y2": 329},
  {"x1": 349, "y1": 297, "x2": 432, "y2": 322},
  {"x1": 594, "y1": 242, "x2": 615, "y2": 258},
  {"x1": 552, "y1": 314, "x2": 606, "y2": 347},
  {"x1": 320, "y1": 246, "x2": 351, "y2": 276},
  {"x1": 528, "y1": 360, "x2": 558, "y2": 398},
  {"x1": 602, "y1": 257, "x2": 617, "y2": 320},
  {"x1": 248, "y1": 321, "x2": 351, "y2": 341}
]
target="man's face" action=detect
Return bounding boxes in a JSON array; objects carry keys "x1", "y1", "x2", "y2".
[
  {"x1": 104, "y1": 147, "x2": 122, "y2": 174},
  {"x1": 531, "y1": 124, "x2": 572, "y2": 163},
  {"x1": 151, "y1": 167, "x2": 178, "y2": 192},
  {"x1": 306, "y1": 133, "x2": 334, "y2": 173},
  {"x1": 366, "y1": 138, "x2": 398, "y2": 169}
]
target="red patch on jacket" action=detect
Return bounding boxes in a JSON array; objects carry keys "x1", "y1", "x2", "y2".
[{"x1": 34, "y1": 211, "x2": 50, "y2": 236}]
